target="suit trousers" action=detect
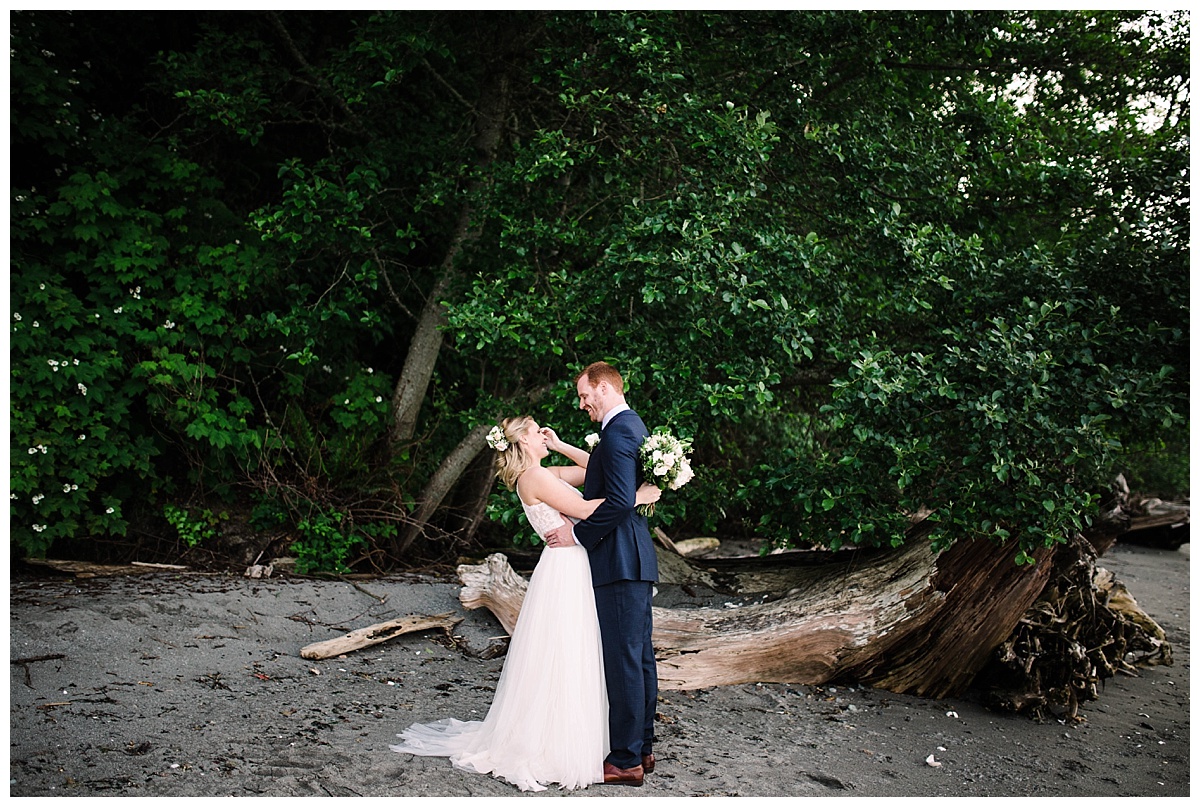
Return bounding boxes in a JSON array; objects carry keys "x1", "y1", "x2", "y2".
[{"x1": 593, "y1": 579, "x2": 657, "y2": 770}]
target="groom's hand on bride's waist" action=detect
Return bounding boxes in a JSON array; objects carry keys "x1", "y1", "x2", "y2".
[{"x1": 544, "y1": 523, "x2": 578, "y2": 548}]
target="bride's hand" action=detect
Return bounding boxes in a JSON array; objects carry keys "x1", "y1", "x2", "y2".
[
  {"x1": 635, "y1": 483, "x2": 662, "y2": 506},
  {"x1": 540, "y1": 426, "x2": 563, "y2": 452}
]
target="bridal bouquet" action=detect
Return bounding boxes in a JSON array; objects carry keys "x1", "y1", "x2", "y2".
[{"x1": 637, "y1": 427, "x2": 694, "y2": 515}]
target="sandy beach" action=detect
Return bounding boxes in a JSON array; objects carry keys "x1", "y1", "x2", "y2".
[{"x1": 8, "y1": 540, "x2": 1189, "y2": 798}]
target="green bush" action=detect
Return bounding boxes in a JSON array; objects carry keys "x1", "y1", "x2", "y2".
[
  {"x1": 292, "y1": 509, "x2": 365, "y2": 575},
  {"x1": 163, "y1": 504, "x2": 227, "y2": 548}
]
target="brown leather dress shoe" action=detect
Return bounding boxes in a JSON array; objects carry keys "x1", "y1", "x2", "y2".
[
  {"x1": 642, "y1": 753, "x2": 656, "y2": 773},
  {"x1": 602, "y1": 762, "x2": 644, "y2": 786}
]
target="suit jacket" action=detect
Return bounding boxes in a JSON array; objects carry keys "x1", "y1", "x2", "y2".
[{"x1": 574, "y1": 408, "x2": 658, "y2": 587}]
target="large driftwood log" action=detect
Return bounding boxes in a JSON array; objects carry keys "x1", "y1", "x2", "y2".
[
  {"x1": 457, "y1": 527, "x2": 1170, "y2": 709},
  {"x1": 456, "y1": 534, "x2": 1056, "y2": 698},
  {"x1": 300, "y1": 612, "x2": 462, "y2": 660}
]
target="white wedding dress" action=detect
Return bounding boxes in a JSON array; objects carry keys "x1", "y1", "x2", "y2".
[{"x1": 391, "y1": 479, "x2": 608, "y2": 791}]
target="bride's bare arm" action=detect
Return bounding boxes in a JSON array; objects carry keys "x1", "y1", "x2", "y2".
[
  {"x1": 520, "y1": 467, "x2": 661, "y2": 522},
  {"x1": 520, "y1": 467, "x2": 598, "y2": 520},
  {"x1": 540, "y1": 427, "x2": 589, "y2": 487}
]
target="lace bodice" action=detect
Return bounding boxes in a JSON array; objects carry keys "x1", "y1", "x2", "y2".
[{"x1": 520, "y1": 478, "x2": 583, "y2": 539}]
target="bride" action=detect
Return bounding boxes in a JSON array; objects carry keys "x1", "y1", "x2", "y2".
[{"x1": 391, "y1": 415, "x2": 661, "y2": 791}]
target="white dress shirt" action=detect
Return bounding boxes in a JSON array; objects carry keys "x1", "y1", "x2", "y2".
[{"x1": 602, "y1": 402, "x2": 630, "y2": 430}]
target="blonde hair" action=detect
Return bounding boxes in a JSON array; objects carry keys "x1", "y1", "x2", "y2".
[
  {"x1": 576, "y1": 361, "x2": 625, "y2": 395},
  {"x1": 493, "y1": 416, "x2": 538, "y2": 491}
]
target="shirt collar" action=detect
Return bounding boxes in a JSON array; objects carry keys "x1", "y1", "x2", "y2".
[{"x1": 601, "y1": 402, "x2": 630, "y2": 430}]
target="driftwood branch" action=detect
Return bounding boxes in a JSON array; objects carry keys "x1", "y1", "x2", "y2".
[
  {"x1": 21, "y1": 559, "x2": 188, "y2": 577},
  {"x1": 300, "y1": 612, "x2": 462, "y2": 660},
  {"x1": 1085, "y1": 473, "x2": 1190, "y2": 553}
]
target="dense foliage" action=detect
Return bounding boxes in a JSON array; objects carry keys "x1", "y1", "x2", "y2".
[{"x1": 9, "y1": 10, "x2": 1188, "y2": 569}]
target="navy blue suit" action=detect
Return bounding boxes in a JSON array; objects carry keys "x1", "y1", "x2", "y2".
[{"x1": 573, "y1": 408, "x2": 658, "y2": 770}]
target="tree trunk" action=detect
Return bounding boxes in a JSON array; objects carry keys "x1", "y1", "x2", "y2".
[
  {"x1": 395, "y1": 423, "x2": 492, "y2": 556},
  {"x1": 393, "y1": 383, "x2": 556, "y2": 559},
  {"x1": 451, "y1": 452, "x2": 501, "y2": 542},
  {"x1": 388, "y1": 271, "x2": 456, "y2": 446},
  {"x1": 387, "y1": 30, "x2": 517, "y2": 446},
  {"x1": 455, "y1": 527, "x2": 1170, "y2": 711}
]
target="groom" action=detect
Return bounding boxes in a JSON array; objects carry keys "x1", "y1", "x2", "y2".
[{"x1": 543, "y1": 361, "x2": 658, "y2": 787}]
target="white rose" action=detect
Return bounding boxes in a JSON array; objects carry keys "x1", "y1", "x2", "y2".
[{"x1": 669, "y1": 459, "x2": 694, "y2": 489}]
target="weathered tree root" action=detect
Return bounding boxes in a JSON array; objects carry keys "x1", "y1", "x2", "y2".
[{"x1": 977, "y1": 532, "x2": 1171, "y2": 720}]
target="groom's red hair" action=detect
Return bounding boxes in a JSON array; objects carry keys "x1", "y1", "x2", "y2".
[{"x1": 576, "y1": 361, "x2": 625, "y2": 394}]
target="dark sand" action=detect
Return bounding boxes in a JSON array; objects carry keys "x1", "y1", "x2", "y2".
[{"x1": 7, "y1": 541, "x2": 1189, "y2": 798}]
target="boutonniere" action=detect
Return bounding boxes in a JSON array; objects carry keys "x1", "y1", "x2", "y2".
[{"x1": 584, "y1": 433, "x2": 601, "y2": 452}]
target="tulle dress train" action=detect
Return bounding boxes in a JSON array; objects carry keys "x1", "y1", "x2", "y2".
[{"x1": 391, "y1": 483, "x2": 608, "y2": 792}]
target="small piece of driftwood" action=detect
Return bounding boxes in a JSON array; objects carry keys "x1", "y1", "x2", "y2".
[
  {"x1": 22, "y1": 559, "x2": 188, "y2": 577},
  {"x1": 299, "y1": 612, "x2": 462, "y2": 660},
  {"x1": 672, "y1": 537, "x2": 720, "y2": 557}
]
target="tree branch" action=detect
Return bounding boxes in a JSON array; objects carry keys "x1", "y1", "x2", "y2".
[{"x1": 266, "y1": 11, "x2": 369, "y2": 137}]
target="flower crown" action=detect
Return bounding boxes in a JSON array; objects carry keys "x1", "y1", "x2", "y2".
[{"x1": 486, "y1": 425, "x2": 509, "y2": 452}]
